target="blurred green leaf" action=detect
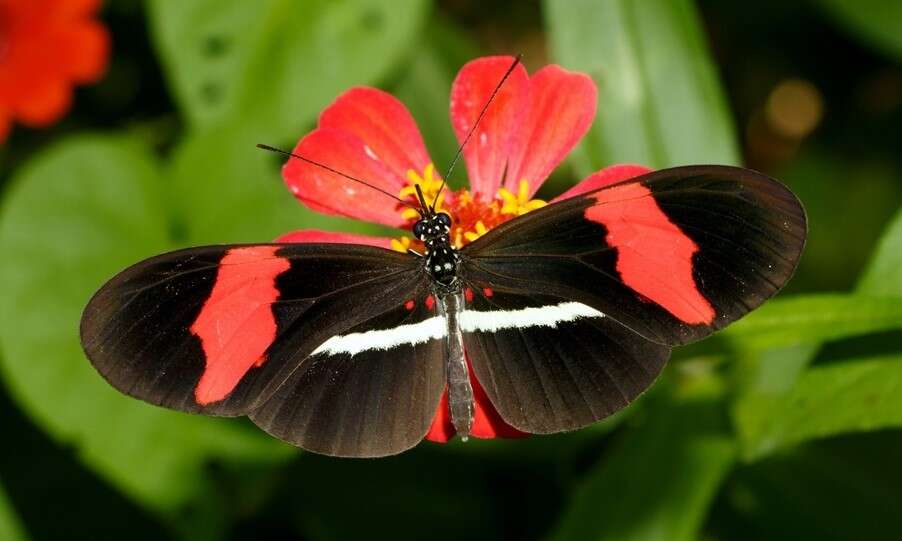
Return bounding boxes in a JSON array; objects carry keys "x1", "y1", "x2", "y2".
[
  {"x1": 736, "y1": 354, "x2": 902, "y2": 459},
  {"x1": 0, "y1": 136, "x2": 291, "y2": 539},
  {"x1": 815, "y1": 0, "x2": 902, "y2": 60},
  {"x1": 732, "y1": 344, "x2": 819, "y2": 399},
  {"x1": 393, "y1": 17, "x2": 479, "y2": 180},
  {"x1": 858, "y1": 206, "x2": 902, "y2": 296},
  {"x1": 718, "y1": 433, "x2": 902, "y2": 540},
  {"x1": 724, "y1": 293, "x2": 902, "y2": 349},
  {"x1": 779, "y1": 150, "x2": 901, "y2": 291},
  {"x1": 549, "y1": 389, "x2": 734, "y2": 541},
  {"x1": 544, "y1": 0, "x2": 739, "y2": 174},
  {"x1": 733, "y1": 206, "x2": 902, "y2": 458},
  {"x1": 148, "y1": 0, "x2": 429, "y2": 141},
  {"x1": 0, "y1": 479, "x2": 27, "y2": 541}
]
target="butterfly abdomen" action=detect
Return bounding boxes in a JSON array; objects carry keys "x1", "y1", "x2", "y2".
[{"x1": 439, "y1": 291, "x2": 474, "y2": 440}]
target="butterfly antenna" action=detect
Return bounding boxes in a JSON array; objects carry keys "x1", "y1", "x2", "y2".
[
  {"x1": 431, "y1": 53, "x2": 523, "y2": 210},
  {"x1": 256, "y1": 144, "x2": 421, "y2": 213},
  {"x1": 414, "y1": 184, "x2": 431, "y2": 216}
]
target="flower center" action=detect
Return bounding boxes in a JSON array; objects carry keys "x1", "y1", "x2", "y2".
[
  {"x1": 394, "y1": 166, "x2": 547, "y2": 251},
  {"x1": 398, "y1": 163, "x2": 445, "y2": 221}
]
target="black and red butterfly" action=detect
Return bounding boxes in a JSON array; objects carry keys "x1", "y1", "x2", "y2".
[{"x1": 80, "y1": 57, "x2": 807, "y2": 457}]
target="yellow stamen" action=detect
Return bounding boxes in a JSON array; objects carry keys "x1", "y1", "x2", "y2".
[
  {"x1": 463, "y1": 220, "x2": 489, "y2": 242},
  {"x1": 390, "y1": 236, "x2": 412, "y2": 253},
  {"x1": 498, "y1": 179, "x2": 547, "y2": 216},
  {"x1": 401, "y1": 207, "x2": 421, "y2": 221},
  {"x1": 394, "y1": 170, "x2": 546, "y2": 250},
  {"x1": 400, "y1": 163, "x2": 446, "y2": 216}
]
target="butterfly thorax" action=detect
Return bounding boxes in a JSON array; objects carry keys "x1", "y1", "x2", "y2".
[{"x1": 414, "y1": 212, "x2": 460, "y2": 288}]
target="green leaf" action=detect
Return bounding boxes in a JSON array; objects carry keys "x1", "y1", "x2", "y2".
[
  {"x1": 732, "y1": 344, "x2": 820, "y2": 398},
  {"x1": 775, "y1": 150, "x2": 901, "y2": 291},
  {"x1": 0, "y1": 136, "x2": 291, "y2": 539},
  {"x1": 858, "y1": 206, "x2": 902, "y2": 296},
  {"x1": 731, "y1": 203, "x2": 902, "y2": 456},
  {"x1": 723, "y1": 433, "x2": 902, "y2": 540},
  {"x1": 548, "y1": 387, "x2": 734, "y2": 541},
  {"x1": 544, "y1": 0, "x2": 739, "y2": 174},
  {"x1": 148, "y1": 0, "x2": 429, "y2": 141},
  {"x1": 814, "y1": 0, "x2": 902, "y2": 60},
  {"x1": 733, "y1": 210, "x2": 902, "y2": 458},
  {"x1": 735, "y1": 355, "x2": 902, "y2": 460},
  {"x1": 723, "y1": 294, "x2": 902, "y2": 349},
  {"x1": 0, "y1": 479, "x2": 27, "y2": 541}
]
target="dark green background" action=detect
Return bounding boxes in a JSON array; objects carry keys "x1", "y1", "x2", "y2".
[{"x1": 1, "y1": 1, "x2": 901, "y2": 539}]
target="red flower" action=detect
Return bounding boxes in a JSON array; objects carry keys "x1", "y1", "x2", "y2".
[
  {"x1": 279, "y1": 56, "x2": 652, "y2": 442},
  {"x1": 0, "y1": 0, "x2": 110, "y2": 142}
]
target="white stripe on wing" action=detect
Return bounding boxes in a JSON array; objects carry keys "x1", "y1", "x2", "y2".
[
  {"x1": 311, "y1": 315, "x2": 447, "y2": 356},
  {"x1": 461, "y1": 302, "x2": 604, "y2": 332},
  {"x1": 310, "y1": 302, "x2": 604, "y2": 357}
]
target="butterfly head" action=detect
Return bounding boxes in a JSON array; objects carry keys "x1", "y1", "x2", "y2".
[
  {"x1": 412, "y1": 201, "x2": 458, "y2": 286},
  {"x1": 413, "y1": 211, "x2": 452, "y2": 247}
]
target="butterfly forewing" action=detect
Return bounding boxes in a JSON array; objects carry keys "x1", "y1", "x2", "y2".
[
  {"x1": 460, "y1": 165, "x2": 807, "y2": 347},
  {"x1": 454, "y1": 165, "x2": 806, "y2": 434},
  {"x1": 80, "y1": 243, "x2": 429, "y2": 419}
]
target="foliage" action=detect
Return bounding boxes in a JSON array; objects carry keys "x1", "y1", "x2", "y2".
[
  {"x1": 815, "y1": 0, "x2": 902, "y2": 60},
  {"x1": 0, "y1": 479, "x2": 27, "y2": 541},
  {"x1": 545, "y1": 0, "x2": 739, "y2": 173},
  {"x1": 0, "y1": 0, "x2": 900, "y2": 539}
]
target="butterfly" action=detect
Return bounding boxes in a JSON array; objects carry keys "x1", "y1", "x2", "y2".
[{"x1": 80, "y1": 58, "x2": 807, "y2": 458}]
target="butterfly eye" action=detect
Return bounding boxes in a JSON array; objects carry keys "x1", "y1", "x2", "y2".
[
  {"x1": 413, "y1": 220, "x2": 426, "y2": 238},
  {"x1": 436, "y1": 213, "x2": 451, "y2": 228}
]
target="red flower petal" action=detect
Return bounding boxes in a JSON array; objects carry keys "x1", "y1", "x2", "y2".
[
  {"x1": 0, "y1": 0, "x2": 108, "y2": 135},
  {"x1": 60, "y1": 20, "x2": 110, "y2": 82},
  {"x1": 51, "y1": 0, "x2": 104, "y2": 17},
  {"x1": 553, "y1": 164, "x2": 653, "y2": 202},
  {"x1": 274, "y1": 229, "x2": 393, "y2": 249},
  {"x1": 505, "y1": 66, "x2": 597, "y2": 197},
  {"x1": 12, "y1": 78, "x2": 71, "y2": 127},
  {"x1": 425, "y1": 389, "x2": 454, "y2": 443},
  {"x1": 450, "y1": 56, "x2": 529, "y2": 199},
  {"x1": 283, "y1": 128, "x2": 409, "y2": 227},
  {"x1": 319, "y1": 87, "x2": 432, "y2": 184}
]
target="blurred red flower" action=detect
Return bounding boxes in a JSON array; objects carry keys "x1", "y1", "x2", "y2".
[
  {"x1": 0, "y1": 0, "x2": 109, "y2": 142},
  {"x1": 279, "y1": 55, "x2": 651, "y2": 442}
]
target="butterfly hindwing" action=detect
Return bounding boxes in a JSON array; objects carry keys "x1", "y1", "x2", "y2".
[
  {"x1": 80, "y1": 243, "x2": 431, "y2": 420},
  {"x1": 250, "y1": 295, "x2": 446, "y2": 457},
  {"x1": 457, "y1": 287, "x2": 670, "y2": 433},
  {"x1": 460, "y1": 165, "x2": 807, "y2": 347}
]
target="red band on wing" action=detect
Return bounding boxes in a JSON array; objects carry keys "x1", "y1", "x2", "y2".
[
  {"x1": 191, "y1": 246, "x2": 290, "y2": 405},
  {"x1": 586, "y1": 183, "x2": 715, "y2": 324}
]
